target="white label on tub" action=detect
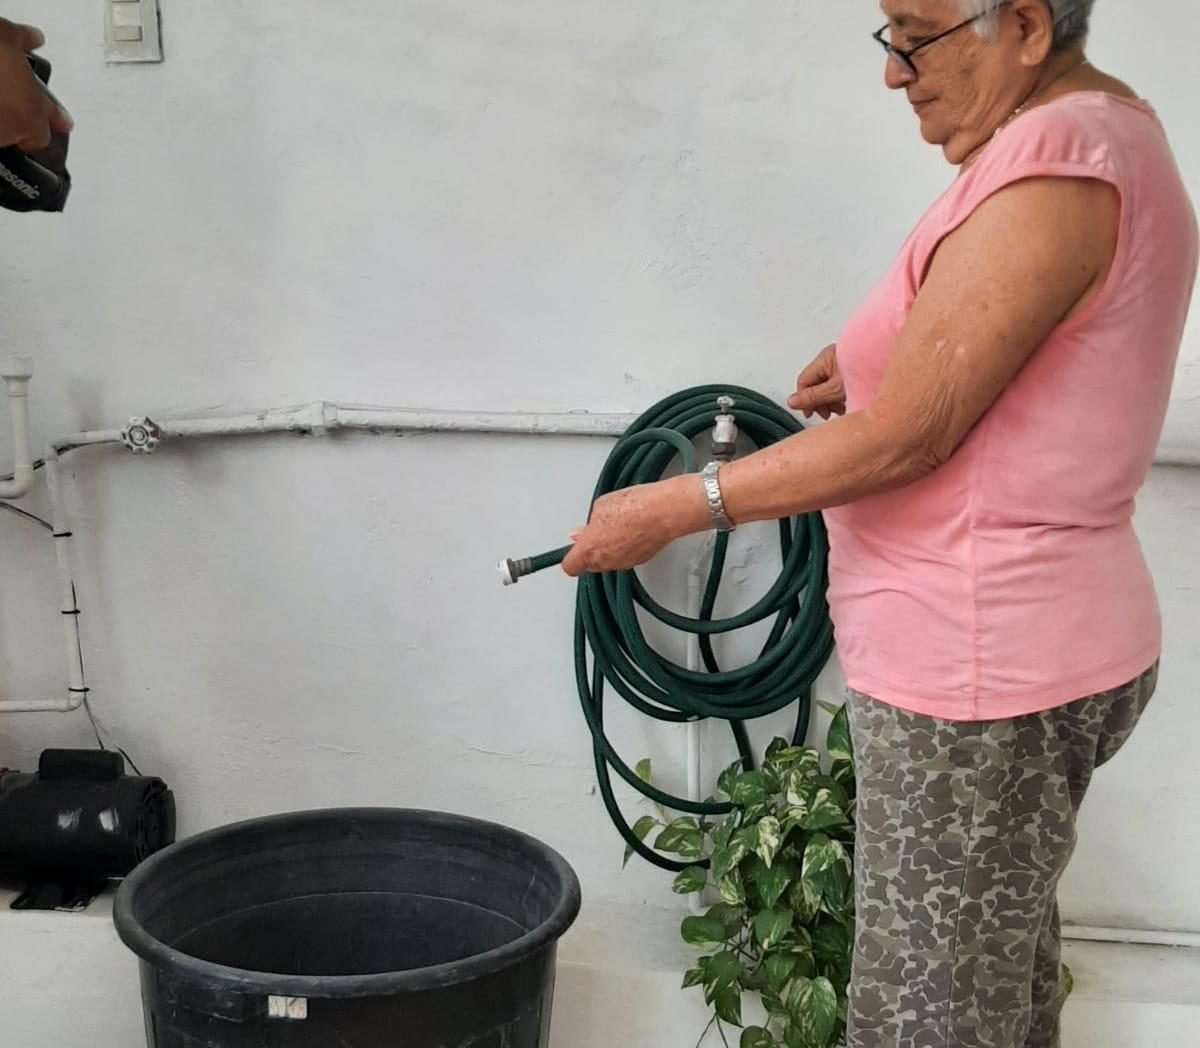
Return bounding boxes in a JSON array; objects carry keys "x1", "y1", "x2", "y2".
[{"x1": 267, "y1": 996, "x2": 308, "y2": 1020}]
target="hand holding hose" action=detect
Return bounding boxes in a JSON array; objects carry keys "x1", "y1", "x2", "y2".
[{"x1": 560, "y1": 475, "x2": 710, "y2": 577}]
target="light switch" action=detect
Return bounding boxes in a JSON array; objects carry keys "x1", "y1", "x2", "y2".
[{"x1": 105, "y1": 0, "x2": 162, "y2": 64}]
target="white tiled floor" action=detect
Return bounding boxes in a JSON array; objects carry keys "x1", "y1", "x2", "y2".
[
  {"x1": 552, "y1": 903, "x2": 1200, "y2": 1047},
  {"x1": 2, "y1": 888, "x2": 1196, "y2": 1046}
]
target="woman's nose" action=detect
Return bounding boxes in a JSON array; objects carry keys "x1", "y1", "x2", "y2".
[{"x1": 885, "y1": 54, "x2": 916, "y2": 90}]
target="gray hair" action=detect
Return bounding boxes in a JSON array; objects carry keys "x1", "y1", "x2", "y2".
[{"x1": 958, "y1": 1, "x2": 1095, "y2": 51}]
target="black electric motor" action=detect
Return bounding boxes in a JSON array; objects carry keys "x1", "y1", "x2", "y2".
[{"x1": 0, "y1": 749, "x2": 174, "y2": 910}]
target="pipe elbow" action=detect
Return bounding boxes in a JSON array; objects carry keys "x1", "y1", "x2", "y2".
[{"x1": 0, "y1": 464, "x2": 34, "y2": 500}]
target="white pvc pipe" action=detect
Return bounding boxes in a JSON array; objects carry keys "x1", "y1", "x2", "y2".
[
  {"x1": 42, "y1": 401, "x2": 1200, "y2": 463},
  {"x1": 1155, "y1": 443, "x2": 1200, "y2": 469},
  {"x1": 1062, "y1": 925, "x2": 1200, "y2": 950},
  {"x1": 0, "y1": 357, "x2": 35, "y2": 500},
  {"x1": 0, "y1": 451, "x2": 88, "y2": 714},
  {"x1": 49, "y1": 403, "x2": 639, "y2": 453},
  {"x1": 684, "y1": 547, "x2": 709, "y2": 916},
  {"x1": 328, "y1": 404, "x2": 637, "y2": 437}
]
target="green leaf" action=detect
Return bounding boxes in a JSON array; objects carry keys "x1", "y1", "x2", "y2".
[
  {"x1": 711, "y1": 984, "x2": 743, "y2": 1026},
  {"x1": 704, "y1": 952, "x2": 745, "y2": 1026},
  {"x1": 782, "y1": 1022, "x2": 808, "y2": 1048},
  {"x1": 817, "y1": 857, "x2": 853, "y2": 922},
  {"x1": 802, "y1": 835, "x2": 849, "y2": 924},
  {"x1": 766, "y1": 737, "x2": 791, "y2": 761},
  {"x1": 718, "y1": 865, "x2": 747, "y2": 906},
  {"x1": 703, "y1": 950, "x2": 743, "y2": 995},
  {"x1": 784, "y1": 762, "x2": 820, "y2": 808},
  {"x1": 826, "y1": 704, "x2": 853, "y2": 763},
  {"x1": 802, "y1": 834, "x2": 843, "y2": 878},
  {"x1": 672, "y1": 865, "x2": 708, "y2": 895},
  {"x1": 796, "y1": 748, "x2": 824, "y2": 777},
  {"x1": 712, "y1": 826, "x2": 753, "y2": 880},
  {"x1": 635, "y1": 757, "x2": 653, "y2": 783},
  {"x1": 707, "y1": 903, "x2": 745, "y2": 938},
  {"x1": 785, "y1": 976, "x2": 838, "y2": 1047},
  {"x1": 830, "y1": 758, "x2": 855, "y2": 792},
  {"x1": 752, "y1": 858, "x2": 796, "y2": 910},
  {"x1": 756, "y1": 815, "x2": 783, "y2": 867},
  {"x1": 766, "y1": 999, "x2": 791, "y2": 1028},
  {"x1": 682, "y1": 965, "x2": 706, "y2": 989},
  {"x1": 764, "y1": 743, "x2": 805, "y2": 784},
  {"x1": 801, "y1": 788, "x2": 850, "y2": 832},
  {"x1": 623, "y1": 814, "x2": 659, "y2": 868},
  {"x1": 681, "y1": 914, "x2": 728, "y2": 950},
  {"x1": 655, "y1": 818, "x2": 704, "y2": 860},
  {"x1": 765, "y1": 951, "x2": 798, "y2": 992},
  {"x1": 717, "y1": 760, "x2": 744, "y2": 799},
  {"x1": 753, "y1": 907, "x2": 794, "y2": 950},
  {"x1": 731, "y1": 771, "x2": 769, "y2": 808},
  {"x1": 781, "y1": 808, "x2": 809, "y2": 844},
  {"x1": 816, "y1": 700, "x2": 842, "y2": 719},
  {"x1": 710, "y1": 816, "x2": 737, "y2": 852},
  {"x1": 811, "y1": 920, "x2": 852, "y2": 972},
  {"x1": 741, "y1": 1027, "x2": 775, "y2": 1048},
  {"x1": 812, "y1": 775, "x2": 851, "y2": 813},
  {"x1": 789, "y1": 946, "x2": 818, "y2": 981},
  {"x1": 786, "y1": 874, "x2": 823, "y2": 925}
]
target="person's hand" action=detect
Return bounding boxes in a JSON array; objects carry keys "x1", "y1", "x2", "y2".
[
  {"x1": 788, "y1": 343, "x2": 846, "y2": 419},
  {"x1": 0, "y1": 20, "x2": 72, "y2": 152},
  {"x1": 561, "y1": 476, "x2": 707, "y2": 577}
]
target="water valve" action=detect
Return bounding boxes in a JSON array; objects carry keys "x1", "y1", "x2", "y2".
[
  {"x1": 711, "y1": 395, "x2": 738, "y2": 462},
  {"x1": 122, "y1": 416, "x2": 161, "y2": 454}
]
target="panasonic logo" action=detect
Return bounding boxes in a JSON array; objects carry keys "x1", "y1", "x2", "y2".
[{"x1": 0, "y1": 162, "x2": 39, "y2": 200}]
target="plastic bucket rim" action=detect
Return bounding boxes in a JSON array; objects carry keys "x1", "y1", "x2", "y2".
[{"x1": 112, "y1": 806, "x2": 582, "y2": 999}]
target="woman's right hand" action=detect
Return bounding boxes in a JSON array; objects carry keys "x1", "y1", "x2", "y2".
[{"x1": 788, "y1": 343, "x2": 846, "y2": 419}]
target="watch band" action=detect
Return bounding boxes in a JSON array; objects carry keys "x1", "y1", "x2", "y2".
[{"x1": 701, "y1": 460, "x2": 735, "y2": 532}]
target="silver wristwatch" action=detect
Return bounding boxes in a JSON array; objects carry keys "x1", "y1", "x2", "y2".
[{"x1": 700, "y1": 460, "x2": 735, "y2": 532}]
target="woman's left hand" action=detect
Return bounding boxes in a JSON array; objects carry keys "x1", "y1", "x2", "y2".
[{"x1": 561, "y1": 477, "x2": 705, "y2": 577}]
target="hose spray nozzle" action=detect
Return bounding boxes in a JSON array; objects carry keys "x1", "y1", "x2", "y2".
[{"x1": 498, "y1": 545, "x2": 574, "y2": 586}]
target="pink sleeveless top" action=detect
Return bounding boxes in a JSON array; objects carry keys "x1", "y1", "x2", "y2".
[{"x1": 824, "y1": 93, "x2": 1199, "y2": 721}]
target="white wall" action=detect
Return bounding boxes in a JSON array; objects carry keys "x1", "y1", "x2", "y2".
[{"x1": 0, "y1": 0, "x2": 1197, "y2": 934}]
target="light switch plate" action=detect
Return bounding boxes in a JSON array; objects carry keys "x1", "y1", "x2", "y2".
[{"x1": 105, "y1": 0, "x2": 162, "y2": 63}]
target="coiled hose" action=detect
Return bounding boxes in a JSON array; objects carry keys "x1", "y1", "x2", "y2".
[{"x1": 514, "y1": 385, "x2": 834, "y2": 871}]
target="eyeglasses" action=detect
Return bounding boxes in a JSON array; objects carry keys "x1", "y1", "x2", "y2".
[{"x1": 872, "y1": 1, "x2": 1013, "y2": 76}]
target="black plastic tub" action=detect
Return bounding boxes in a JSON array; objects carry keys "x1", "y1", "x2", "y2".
[{"x1": 113, "y1": 808, "x2": 582, "y2": 1047}]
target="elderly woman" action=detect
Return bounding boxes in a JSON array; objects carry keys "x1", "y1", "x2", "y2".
[{"x1": 563, "y1": 1, "x2": 1198, "y2": 1045}]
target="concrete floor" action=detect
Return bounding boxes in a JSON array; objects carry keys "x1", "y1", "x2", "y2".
[{"x1": 2, "y1": 887, "x2": 1197, "y2": 1046}]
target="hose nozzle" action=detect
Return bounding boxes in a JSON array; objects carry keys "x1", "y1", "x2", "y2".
[
  {"x1": 499, "y1": 556, "x2": 534, "y2": 586},
  {"x1": 498, "y1": 544, "x2": 573, "y2": 586}
]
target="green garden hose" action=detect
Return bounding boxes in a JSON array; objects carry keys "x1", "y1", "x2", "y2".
[{"x1": 509, "y1": 385, "x2": 834, "y2": 871}]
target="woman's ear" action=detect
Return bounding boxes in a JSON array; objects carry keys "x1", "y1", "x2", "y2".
[{"x1": 1012, "y1": 0, "x2": 1056, "y2": 66}]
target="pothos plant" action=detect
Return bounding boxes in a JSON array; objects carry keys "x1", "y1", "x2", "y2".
[{"x1": 629, "y1": 703, "x2": 856, "y2": 1048}]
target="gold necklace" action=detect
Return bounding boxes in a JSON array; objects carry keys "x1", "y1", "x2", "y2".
[{"x1": 992, "y1": 58, "x2": 1092, "y2": 139}]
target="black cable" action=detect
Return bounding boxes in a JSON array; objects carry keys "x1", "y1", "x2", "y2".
[
  {"x1": 66, "y1": 580, "x2": 141, "y2": 776},
  {"x1": 0, "y1": 501, "x2": 53, "y2": 531}
]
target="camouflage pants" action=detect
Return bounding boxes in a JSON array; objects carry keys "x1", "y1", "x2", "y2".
[{"x1": 844, "y1": 664, "x2": 1158, "y2": 1048}]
